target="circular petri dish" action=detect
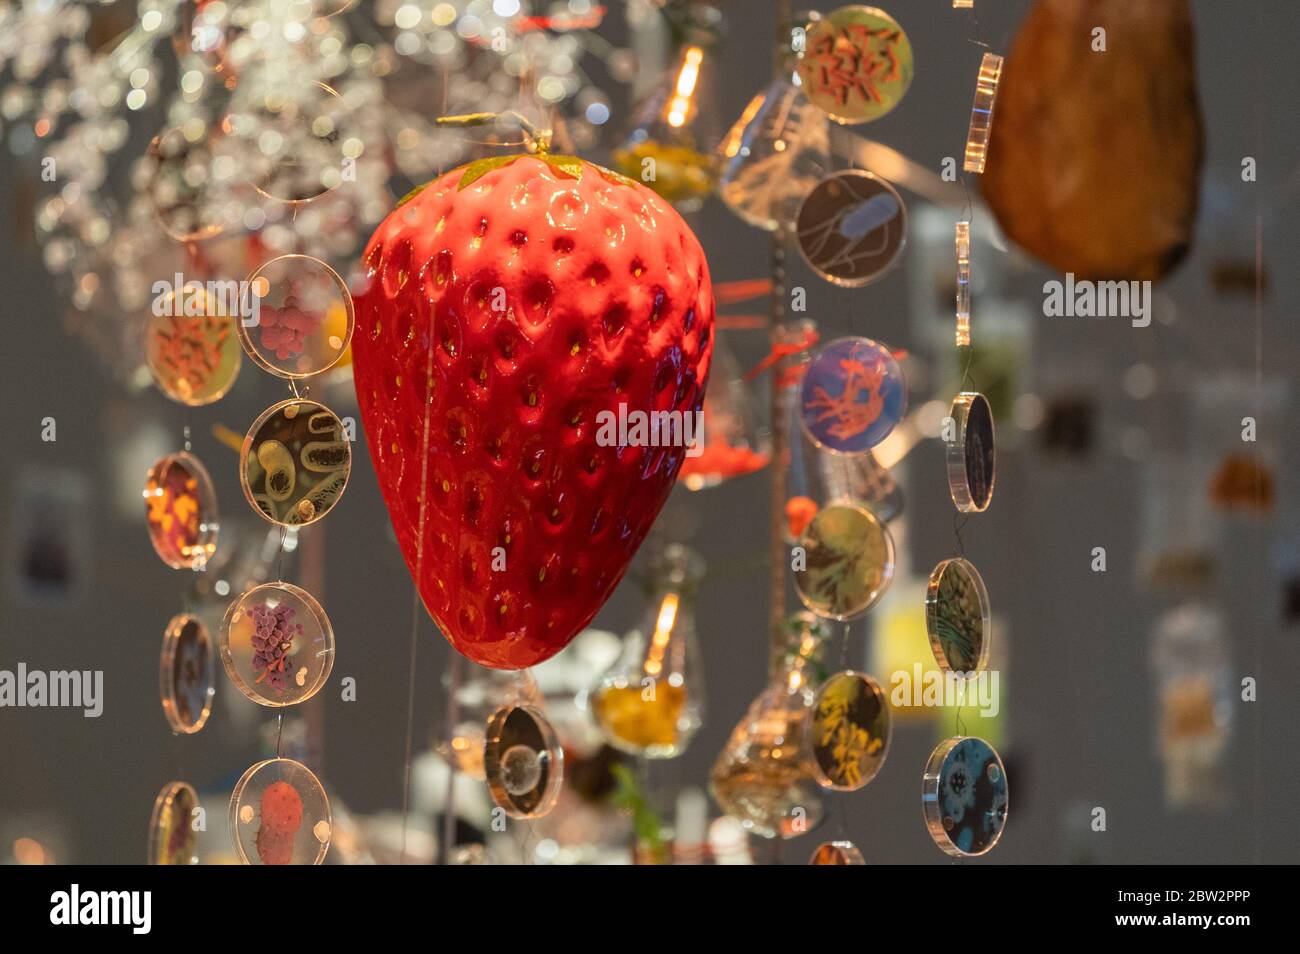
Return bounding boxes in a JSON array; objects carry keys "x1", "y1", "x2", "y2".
[
  {"x1": 160, "y1": 613, "x2": 215, "y2": 734},
  {"x1": 145, "y1": 286, "x2": 243, "y2": 405},
  {"x1": 794, "y1": 503, "x2": 895, "y2": 620},
  {"x1": 926, "y1": 557, "x2": 991, "y2": 676},
  {"x1": 483, "y1": 704, "x2": 564, "y2": 820},
  {"x1": 229, "y1": 758, "x2": 332, "y2": 865},
  {"x1": 922, "y1": 736, "x2": 1008, "y2": 858},
  {"x1": 241, "y1": 80, "x2": 350, "y2": 204},
  {"x1": 144, "y1": 450, "x2": 219, "y2": 570},
  {"x1": 963, "y1": 52, "x2": 1004, "y2": 174},
  {"x1": 800, "y1": 336, "x2": 907, "y2": 453},
  {"x1": 141, "y1": 126, "x2": 227, "y2": 243},
  {"x1": 796, "y1": 169, "x2": 908, "y2": 287},
  {"x1": 220, "y1": 581, "x2": 335, "y2": 707},
  {"x1": 809, "y1": 840, "x2": 866, "y2": 865},
  {"x1": 238, "y1": 254, "x2": 354, "y2": 379},
  {"x1": 811, "y1": 670, "x2": 892, "y2": 791},
  {"x1": 147, "y1": 781, "x2": 200, "y2": 865},
  {"x1": 240, "y1": 398, "x2": 351, "y2": 526},
  {"x1": 797, "y1": 5, "x2": 914, "y2": 124},
  {"x1": 948, "y1": 391, "x2": 996, "y2": 513}
]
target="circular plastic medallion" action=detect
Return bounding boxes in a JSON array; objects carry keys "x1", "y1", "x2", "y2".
[
  {"x1": 220, "y1": 581, "x2": 335, "y2": 707},
  {"x1": 926, "y1": 557, "x2": 991, "y2": 676},
  {"x1": 800, "y1": 337, "x2": 907, "y2": 453},
  {"x1": 484, "y1": 704, "x2": 564, "y2": 820},
  {"x1": 238, "y1": 254, "x2": 354, "y2": 378},
  {"x1": 797, "y1": 6, "x2": 914, "y2": 124},
  {"x1": 794, "y1": 503, "x2": 895, "y2": 620},
  {"x1": 145, "y1": 290, "x2": 242, "y2": 406},
  {"x1": 142, "y1": 126, "x2": 226, "y2": 242},
  {"x1": 243, "y1": 81, "x2": 350, "y2": 203},
  {"x1": 948, "y1": 392, "x2": 995, "y2": 513},
  {"x1": 796, "y1": 170, "x2": 907, "y2": 287},
  {"x1": 240, "y1": 398, "x2": 351, "y2": 526},
  {"x1": 809, "y1": 840, "x2": 865, "y2": 865},
  {"x1": 230, "y1": 758, "x2": 332, "y2": 865},
  {"x1": 148, "y1": 781, "x2": 199, "y2": 865},
  {"x1": 144, "y1": 451, "x2": 219, "y2": 570},
  {"x1": 923, "y1": 736, "x2": 1008, "y2": 858},
  {"x1": 963, "y1": 52, "x2": 1003, "y2": 174},
  {"x1": 160, "y1": 614, "x2": 215, "y2": 734},
  {"x1": 811, "y1": 670, "x2": 892, "y2": 790}
]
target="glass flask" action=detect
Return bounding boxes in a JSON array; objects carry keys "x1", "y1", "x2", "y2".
[
  {"x1": 782, "y1": 374, "x2": 902, "y2": 544},
  {"x1": 612, "y1": 43, "x2": 717, "y2": 210},
  {"x1": 1150, "y1": 600, "x2": 1232, "y2": 811},
  {"x1": 709, "y1": 613, "x2": 827, "y2": 839},
  {"x1": 679, "y1": 333, "x2": 771, "y2": 491},
  {"x1": 716, "y1": 73, "x2": 831, "y2": 232},
  {"x1": 592, "y1": 545, "x2": 706, "y2": 759},
  {"x1": 435, "y1": 666, "x2": 540, "y2": 781}
]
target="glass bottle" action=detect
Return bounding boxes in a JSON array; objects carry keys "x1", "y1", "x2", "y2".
[
  {"x1": 612, "y1": 42, "x2": 717, "y2": 210},
  {"x1": 679, "y1": 331, "x2": 771, "y2": 490},
  {"x1": 716, "y1": 69, "x2": 831, "y2": 232},
  {"x1": 592, "y1": 544, "x2": 706, "y2": 759},
  {"x1": 709, "y1": 613, "x2": 827, "y2": 839}
]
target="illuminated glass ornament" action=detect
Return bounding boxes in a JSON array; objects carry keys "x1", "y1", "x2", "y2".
[
  {"x1": 796, "y1": 170, "x2": 908, "y2": 287},
  {"x1": 795, "y1": 503, "x2": 895, "y2": 620},
  {"x1": 148, "y1": 781, "x2": 199, "y2": 865},
  {"x1": 484, "y1": 703, "x2": 564, "y2": 820},
  {"x1": 947, "y1": 392, "x2": 995, "y2": 512},
  {"x1": 160, "y1": 613, "x2": 215, "y2": 735},
  {"x1": 220, "y1": 581, "x2": 335, "y2": 707},
  {"x1": 716, "y1": 75, "x2": 831, "y2": 232},
  {"x1": 679, "y1": 334, "x2": 771, "y2": 491},
  {"x1": 709, "y1": 613, "x2": 826, "y2": 839},
  {"x1": 800, "y1": 336, "x2": 906, "y2": 453},
  {"x1": 592, "y1": 545, "x2": 705, "y2": 759},
  {"x1": 809, "y1": 840, "x2": 865, "y2": 864},
  {"x1": 145, "y1": 287, "x2": 243, "y2": 407},
  {"x1": 925, "y1": 557, "x2": 991, "y2": 675},
  {"x1": 612, "y1": 44, "x2": 716, "y2": 209},
  {"x1": 238, "y1": 254, "x2": 354, "y2": 379},
  {"x1": 230, "y1": 758, "x2": 332, "y2": 865},
  {"x1": 240, "y1": 398, "x2": 351, "y2": 527},
  {"x1": 810, "y1": 670, "x2": 891, "y2": 790},
  {"x1": 437, "y1": 668, "x2": 541, "y2": 781},
  {"x1": 797, "y1": 5, "x2": 914, "y2": 124},
  {"x1": 963, "y1": 52, "x2": 1003, "y2": 174},
  {"x1": 144, "y1": 450, "x2": 219, "y2": 570},
  {"x1": 922, "y1": 736, "x2": 1008, "y2": 858}
]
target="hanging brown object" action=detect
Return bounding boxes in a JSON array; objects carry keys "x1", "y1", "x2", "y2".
[{"x1": 981, "y1": 0, "x2": 1203, "y2": 282}]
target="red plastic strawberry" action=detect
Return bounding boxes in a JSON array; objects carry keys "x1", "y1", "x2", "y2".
[{"x1": 352, "y1": 124, "x2": 715, "y2": 670}]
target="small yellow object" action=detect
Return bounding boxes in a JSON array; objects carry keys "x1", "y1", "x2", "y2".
[{"x1": 593, "y1": 682, "x2": 687, "y2": 750}]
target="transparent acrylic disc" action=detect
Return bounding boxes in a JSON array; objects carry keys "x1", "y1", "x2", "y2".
[
  {"x1": 160, "y1": 613, "x2": 215, "y2": 734},
  {"x1": 926, "y1": 557, "x2": 991, "y2": 676},
  {"x1": 800, "y1": 336, "x2": 907, "y2": 452},
  {"x1": 922, "y1": 736, "x2": 1008, "y2": 858},
  {"x1": 809, "y1": 840, "x2": 865, "y2": 865},
  {"x1": 220, "y1": 581, "x2": 335, "y2": 707},
  {"x1": 483, "y1": 704, "x2": 564, "y2": 820},
  {"x1": 238, "y1": 254, "x2": 354, "y2": 379},
  {"x1": 794, "y1": 503, "x2": 895, "y2": 620},
  {"x1": 144, "y1": 450, "x2": 219, "y2": 570},
  {"x1": 148, "y1": 781, "x2": 199, "y2": 865},
  {"x1": 230, "y1": 758, "x2": 332, "y2": 865},
  {"x1": 811, "y1": 670, "x2": 892, "y2": 791},
  {"x1": 240, "y1": 398, "x2": 351, "y2": 526},
  {"x1": 948, "y1": 392, "x2": 995, "y2": 513},
  {"x1": 796, "y1": 170, "x2": 908, "y2": 288},
  {"x1": 145, "y1": 288, "x2": 242, "y2": 406},
  {"x1": 797, "y1": 6, "x2": 914, "y2": 125}
]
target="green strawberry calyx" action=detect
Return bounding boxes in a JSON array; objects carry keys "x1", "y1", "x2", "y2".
[{"x1": 396, "y1": 110, "x2": 638, "y2": 209}]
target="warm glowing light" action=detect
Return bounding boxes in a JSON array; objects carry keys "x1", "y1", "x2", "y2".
[
  {"x1": 666, "y1": 46, "x2": 703, "y2": 128},
  {"x1": 643, "y1": 592, "x2": 679, "y2": 677}
]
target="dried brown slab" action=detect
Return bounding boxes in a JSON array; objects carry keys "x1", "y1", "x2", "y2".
[{"x1": 981, "y1": 0, "x2": 1203, "y2": 282}]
